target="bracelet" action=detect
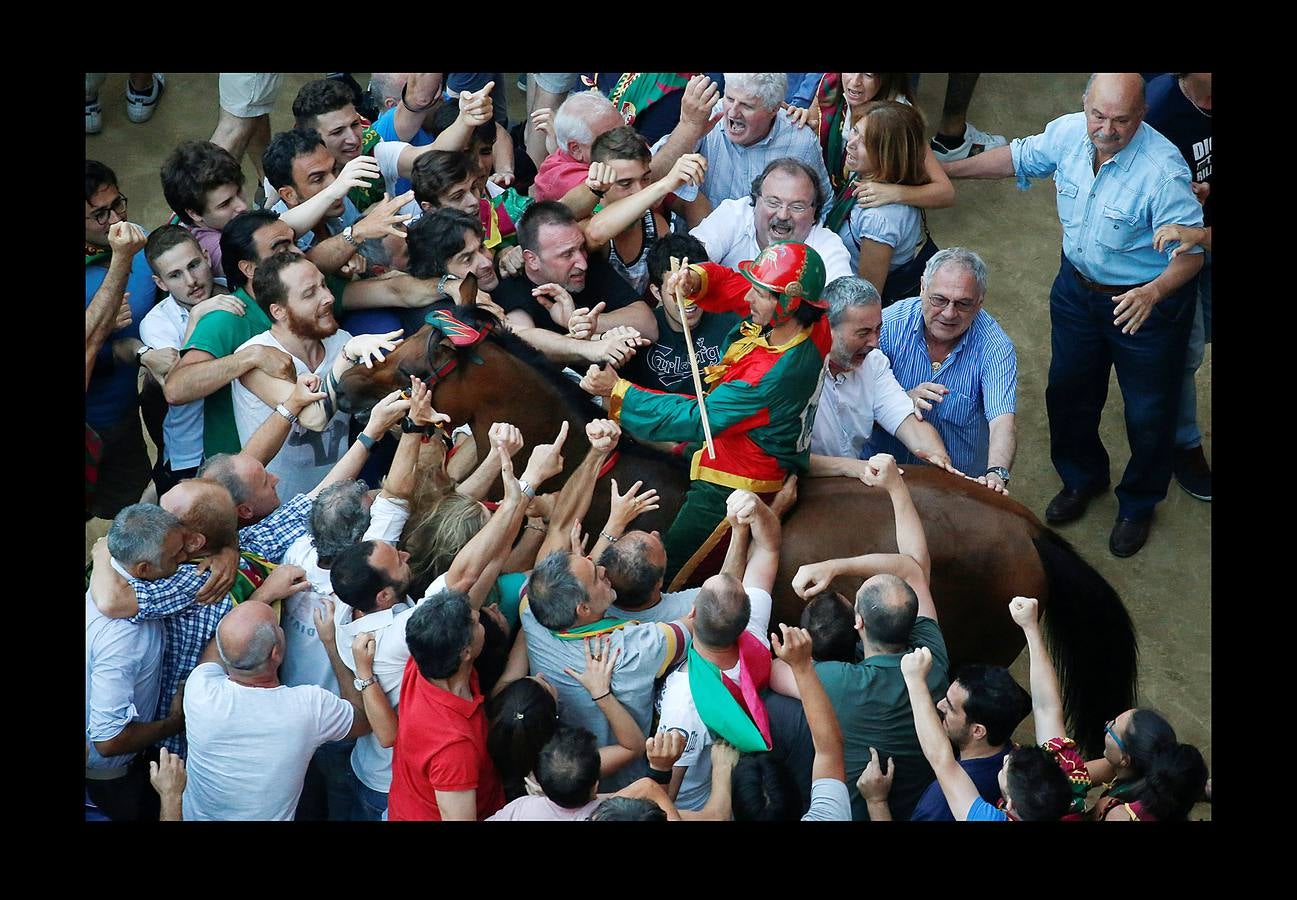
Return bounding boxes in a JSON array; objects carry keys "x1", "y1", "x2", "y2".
[
  {"x1": 646, "y1": 766, "x2": 673, "y2": 784},
  {"x1": 356, "y1": 432, "x2": 377, "y2": 451},
  {"x1": 402, "y1": 416, "x2": 433, "y2": 435},
  {"x1": 401, "y1": 82, "x2": 437, "y2": 113},
  {"x1": 518, "y1": 479, "x2": 536, "y2": 499},
  {"x1": 524, "y1": 523, "x2": 547, "y2": 534},
  {"x1": 600, "y1": 531, "x2": 619, "y2": 543},
  {"x1": 274, "y1": 403, "x2": 298, "y2": 425},
  {"x1": 589, "y1": 185, "x2": 607, "y2": 199},
  {"x1": 591, "y1": 691, "x2": 611, "y2": 702}
]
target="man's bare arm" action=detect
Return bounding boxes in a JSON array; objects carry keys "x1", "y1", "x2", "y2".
[{"x1": 943, "y1": 144, "x2": 1015, "y2": 179}]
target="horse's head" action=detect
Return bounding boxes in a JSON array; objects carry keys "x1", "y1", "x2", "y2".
[{"x1": 336, "y1": 295, "x2": 497, "y2": 420}]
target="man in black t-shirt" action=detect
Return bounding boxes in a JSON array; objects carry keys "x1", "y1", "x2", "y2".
[
  {"x1": 621, "y1": 234, "x2": 739, "y2": 396},
  {"x1": 493, "y1": 201, "x2": 656, "y2": 367}
]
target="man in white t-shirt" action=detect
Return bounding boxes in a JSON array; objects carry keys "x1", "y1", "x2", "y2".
[
  {"x1": 139, "y1": 225, "x2": 244, "y2": 494},
  {"x1": 181, "y1": 599, "x2": 370, "y2": 820},
  {"x1": 808, "y1": 276, "x2": 954, "y2": 479},
  {"x1": 656, "y1": 488, "x2": 780, "y2": 812},
  {"x1": 690, "y1": 158, "x2": 852, "y2": 283},
  {"x1": 230, "y1": 252, "x2": 402, "y2": 501}
]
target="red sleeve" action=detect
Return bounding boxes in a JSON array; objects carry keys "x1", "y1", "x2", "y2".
[
  {"x1": 691, "y1": 262, "x2": 754, "y2": 316},
  {"x1": 428, "y1": 739, "x2": 480, "y2": 792}
]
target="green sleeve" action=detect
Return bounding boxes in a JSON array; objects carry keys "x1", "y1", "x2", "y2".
[
  {"x1": 618, "y1": 375, "x2": 771, "y2": 444},
  {"x1": 183, "y1": 310, "x2": 242, "y2": 356}
]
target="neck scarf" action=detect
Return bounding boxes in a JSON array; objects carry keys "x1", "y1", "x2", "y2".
[{"x1": 687, "y1": 631, "x2": 772, "y2": 752}]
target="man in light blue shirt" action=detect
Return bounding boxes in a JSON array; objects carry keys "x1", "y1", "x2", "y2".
[
  {"x1": 658, "y1": 73, "x2": 833, "y2": 209},
  {"x1": 943, "y1": 73, "x2": 1204, "y2": 557},
  {"x1": 869, "y1": 249, "x2": 1017, "y2": 489}
]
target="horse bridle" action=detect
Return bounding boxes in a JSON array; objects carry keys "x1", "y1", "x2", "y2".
[{"x1": 409, "y1": 314, "x2": 493, "y2": 391}]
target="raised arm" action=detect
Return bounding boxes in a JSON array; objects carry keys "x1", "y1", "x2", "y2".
[
  {"x1": 445, "y1": 423, "x2": 569, "y2": 605},
  {"x1": 307, "y1": 389, "x2": 410, "y2": 496},
  {"x1": 862, "y1": 453, "x2": 931, "y2": 589},
  {"x1": 535, "y1": 420, "x2": 610, "y2": 561},
  {"x1": 771, "y1": 624, "x2": 844, "y2": 783},
  {"x1": 428, "y1": 81, "x2": 496, "y2": 152},
  {"x1": 1009, "y1": 596, "x2": 1066, "y2": 744},
  {"x1": 86, "y1": 223, "x2": 147, "y2": 390},
  {"x1": 726, "y1": 490, "x2": 780, "y2": 595},
  {"x1": 348, "y1": 631, "x2": 397, "y2": 747},
  {"x1": 585, "y1": 155, "x2": 706, "y2": 248},
  {"x1": 278, "y1": 156, "x2": 382, "y2": 237},
  {"x1": 902, "y1": 646, "x2": 982, "y2": 820},
  {"x1": 313, "y1": 598, "x2": 372, "y2": 740},
  {"x1": 588, "y1": 476, "x2": 660, "y2": 563},
  {"x1": 649, "y1": 75, "x2": 721, "y2": 182},
  {"x1": 392, "y1": 73, "x2": 444, "y2": 143},
  {"x1": 454, "y1": 422, "x2": 521, "y2": 500}
]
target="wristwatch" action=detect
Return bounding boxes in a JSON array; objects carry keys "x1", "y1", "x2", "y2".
[
  {"x1": 436, "y1": 273, "x2": 459, "y2": 299},
  {"x1": 354, "y1": 675, "x2": 378, "y2": 692},
  {"x1": 985, "y1": 466, "x2": 1011, "y2": 484},
  {"x1": 134, "y1": 344, "x2": 153, "y2": 365},
  {"x1": 402, "y1": 415, "x2": 432, "y2": 435},
  {"x1": 341, "y1": 225, "x2": 359, "y2": 247},
  {"x1": 274, "y1": 403, "x2": 298, "y2": 425}
]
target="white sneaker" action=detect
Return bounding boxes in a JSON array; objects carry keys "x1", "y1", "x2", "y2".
[
  {"x1": 126, "y1": 74, "x2": 165, "y2": 123},
  {"x1": 931, "y1": 121, "x2": 1007, "y2": 162},
  {"x1": 86, "y1": 98, "x2": 102, "y2": 134}
]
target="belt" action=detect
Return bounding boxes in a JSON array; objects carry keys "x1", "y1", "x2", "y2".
[
  {"x1": 1067, "y1": 259, "x2": 1143, "y2": 294},
  {"x1": 85, "y1": 764, "x2": 131, "y2": 781}
]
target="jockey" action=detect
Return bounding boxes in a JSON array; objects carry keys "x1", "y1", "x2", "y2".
[{"x1": 582, "y1": 241, "x2": 830, "y2": 588}]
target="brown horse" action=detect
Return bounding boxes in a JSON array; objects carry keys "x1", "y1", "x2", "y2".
[{"x1": 338, "y1": 304, "x2": 1137, "y2": 754}]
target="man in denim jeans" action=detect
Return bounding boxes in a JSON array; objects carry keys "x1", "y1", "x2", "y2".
[{"x1": 942, "y1": 73, "x2": 1204, "y2": 558}]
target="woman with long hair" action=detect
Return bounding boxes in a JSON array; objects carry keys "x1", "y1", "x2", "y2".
[
  {"x1": 1086, "y1": 708, "x2": 1209, "y2": 821},
  {"x1": 825, "y1": 100, "x2": 936, "y2": 304}
]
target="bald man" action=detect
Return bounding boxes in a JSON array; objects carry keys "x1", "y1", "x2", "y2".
[
  {"x1": 180, "y1": 600, "x2": 371, "y2": 820},
  {"x1": 942, "y1": 73, "x2": 1204, "y2": 558},
  {"x1": 776, "y1": 453, "x2": 950, "y2": 820}
]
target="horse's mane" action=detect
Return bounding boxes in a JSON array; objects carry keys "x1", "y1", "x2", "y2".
[{"x1": 447, "y1": 302, "x2": 688, "y2": 472}]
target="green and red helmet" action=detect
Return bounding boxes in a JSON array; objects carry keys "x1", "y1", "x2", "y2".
[{"x1": 737, "y1": 241, "x2": 827, "y2": 325}]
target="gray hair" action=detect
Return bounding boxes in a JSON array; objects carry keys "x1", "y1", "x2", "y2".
[
  {"x1": 526, "y1": 550, "x2": 587, "y2": 631},
  {"x1": 107, "y1": 504, "x2": 182, "y2": 568},
  {"x1": 824, "y1": 276, "x2": 882, "y2": 327},
  {"x1": 217, "y1": 620, "x2": 280, "y2": 672},
  {"x1": 368, "y1": 72, "x2": 406, "y2": 105},
  {"x1": 1082, "y1": 73, "x2": 1146, "y2": 112},
  {"x1": 310, "y1": 480, "x2": 372, "y2": 564},
  {"x1": 198, "y1": 453, "x2": 250, "y2": 505},
  {"x1": 923, "y1": 247, "x2": 988, "y2": 299},
  {"x1": 723, "y1": 73, "x2": 788, "y2": 111},
  {"x1": 553, "y1": 90, "x2": 618, "y2": 151}
]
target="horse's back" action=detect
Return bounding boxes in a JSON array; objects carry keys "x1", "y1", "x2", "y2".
[{"x1": 776, "y1": 469, "x2": 1047, "y2": 670}]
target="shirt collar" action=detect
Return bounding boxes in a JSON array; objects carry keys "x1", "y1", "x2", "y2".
[
  {"x1": 1085, "y1": 122, "x2": 1146, "y2": 174},
  {"x1": 336, "y1": 598, "x2": 411, "y2": 637}
]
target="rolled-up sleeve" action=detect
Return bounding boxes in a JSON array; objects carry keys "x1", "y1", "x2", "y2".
[
  {"x1": 1011, "y1": 113, "x2": 1074, "y2": 190},
  {"x1": 1149, "y1": 172, "x2": 1205, "y2": 256},
  {"x1": 87, "y1": 640, "x2": 142, "y2": 743}
]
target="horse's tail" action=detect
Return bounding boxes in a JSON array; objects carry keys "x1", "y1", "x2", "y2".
[{"x1": 1032, "y1": 528, "x2": 1138, "y2": 756}]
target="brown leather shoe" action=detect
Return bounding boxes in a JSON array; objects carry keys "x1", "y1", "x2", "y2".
[
  {"x1": 1109, "y1": 517, "x2": 1152, "y2": 558},
  {"x1": 1044, "y1": 483, "x2": 1108, "y2": 525}
]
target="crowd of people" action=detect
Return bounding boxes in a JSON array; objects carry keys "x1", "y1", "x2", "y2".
[{"x1": 85, "y1": 71, "x2": 1211, "y2": 822}]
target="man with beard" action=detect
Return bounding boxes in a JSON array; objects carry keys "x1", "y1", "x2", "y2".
[
  {"x1": 230, "y1": 252, "x2": 403, "y2": 500},
  {"x1": 807, "y1": 276, "x2": 954, "y2": 481},
  {"x1": 690, "y1": 158, "x2": 852, "y2": 283}
]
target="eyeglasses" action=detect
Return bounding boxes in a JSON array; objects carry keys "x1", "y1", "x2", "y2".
[
  {"x1": 86, "y1": 194, "x2": 128, "y2": 226},
  {"x1": 761, "y1": 196, "x2": 811, "y2": 216},
  {"x1": 1104, "y1": 718, "x2": 1128, "y2": 754},
  {"x1": 925, "y1": 294, "x2": 979, "y2": 313}
]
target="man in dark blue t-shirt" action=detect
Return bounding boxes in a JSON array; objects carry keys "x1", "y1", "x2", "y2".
[
  {"x1": 1145, "y1": 72, "x2": 1212, "y2": 502},
  {"x1": 907, "y1": 664, "x2": 1030, "y2": 821}
]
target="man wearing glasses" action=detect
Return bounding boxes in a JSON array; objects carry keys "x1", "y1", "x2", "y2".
[
  {"x1": 867, "y1": 248, "x2": 1018, "y2": 491},
  {"x1": 86, "y1": 159, "x2": 167, "y2": 520},
  {"x1": 690, "y1": 158, "x2": 852, "y2": 283}
]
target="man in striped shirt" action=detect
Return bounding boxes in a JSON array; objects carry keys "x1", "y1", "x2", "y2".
[{"x1": 868, "y1": 248, "x2": 1017, "y2": 492}]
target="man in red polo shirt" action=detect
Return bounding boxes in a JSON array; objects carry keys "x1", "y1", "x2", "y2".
[{"x1": 386, "y1": 589, "x2": 504, "y2": 820}]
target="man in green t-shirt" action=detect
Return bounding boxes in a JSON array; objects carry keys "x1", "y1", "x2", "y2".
[
  {"x1": 771, "y1": 452, "x2": 950, "y2": 822},
  {"x1": 622, "y1": 235, "x2": 738, "y2": 397}
]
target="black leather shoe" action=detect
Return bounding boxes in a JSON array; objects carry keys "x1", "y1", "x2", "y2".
[
  {"x1": 1044, "y1": 483, "x2": 1108, "y2": 525},
  {"x1": 1109, "y1": 517, "x2": 1152, "y2": 558}
]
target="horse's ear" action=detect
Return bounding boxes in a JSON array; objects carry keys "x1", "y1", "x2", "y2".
[{"x1": 461, "y1": 272, "x2": 477, "y2": 305}]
